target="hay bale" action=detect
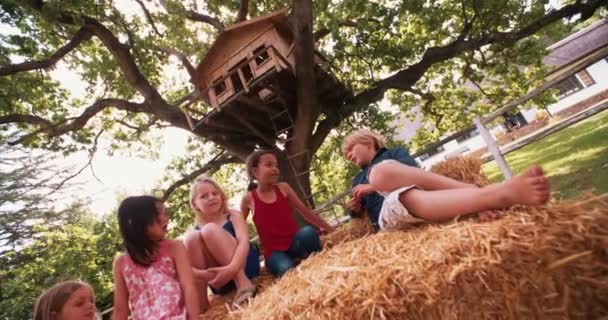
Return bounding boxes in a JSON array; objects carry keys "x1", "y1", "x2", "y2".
[
  {"x1": 203, "y1": 269, "x2": 276, "y2": 319},
  {"x1": 430, "y1": 156, "x2": 490, "y2": 186},
  {"x1": 204, "y1": 156, "x2": 606, "y2": 319},
  {"x1": 321, "y1": 215, "x2": 374, "y2": 249},
  {"x1": 231, "y1": 196, "x2": 608, "y2": 319}
]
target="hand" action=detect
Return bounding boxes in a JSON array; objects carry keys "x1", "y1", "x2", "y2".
[
  {"x1": 206, "y1": 265, "x2": 237, "y2": 288},
  {"x1": 319, "y1": 225, "x2": 335, "y2": 234},
  {"x1": 352, "y1": 184, "x2": 374, "y2": 200},
  {"x1": 346, "y1": 197, "x2": 362, "y2": 213},
  {"x1": 193, "y1": 269, "x2": 214, "y2": 282}
]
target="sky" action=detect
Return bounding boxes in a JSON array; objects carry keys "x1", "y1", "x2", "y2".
[
  {"x1": 41, "y1": 0, "x2": 192, "y2": 216},
  {"x1": 50, "y1": 61, "x2": 191, "y2": 216}
]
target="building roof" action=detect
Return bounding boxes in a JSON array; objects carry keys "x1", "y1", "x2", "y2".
[{"x1": 544, "y1": 19, "x2": 608, "y2": 68}]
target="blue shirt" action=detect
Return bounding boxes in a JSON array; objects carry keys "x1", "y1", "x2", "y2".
[{"x1": 350, "y1": 147, "x2": 418, "y2": 230}]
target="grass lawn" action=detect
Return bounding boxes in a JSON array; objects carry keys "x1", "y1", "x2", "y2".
[{"x1": 483, "y1": 109, "x2": 608, "y2": 199}]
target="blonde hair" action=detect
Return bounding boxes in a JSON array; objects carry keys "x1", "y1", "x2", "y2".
[
  {"x1": 342, "y1": 129, "x2": 386, "y2": 156},
  {"x1": 190, "y1": 174, "x2": 228, "y2": 225},
  {"x1": 33, "y1": 280, "x2": 95, "y2": 320}
]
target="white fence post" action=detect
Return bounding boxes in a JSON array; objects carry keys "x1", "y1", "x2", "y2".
[{"x1": 473, "y1": 117, "x2": 513, "y2": 180}]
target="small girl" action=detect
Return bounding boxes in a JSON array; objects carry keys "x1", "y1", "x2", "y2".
[
  {"x1": 183, "y1": 175, "x2": 259, "y2": 308},
  {"x1": 112, "y1": 196, "x2": 199, "y2": 320},
  {"x1": 33, "y1": 280, "x2": 97, "y2": 320},
  {"x1": 240, "y1": 149, "x2": 335, "y2": 277}
]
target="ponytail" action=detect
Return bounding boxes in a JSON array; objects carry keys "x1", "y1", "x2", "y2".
[{"x1": 247, "y1": 179, "x2": 258, "y2": 191}]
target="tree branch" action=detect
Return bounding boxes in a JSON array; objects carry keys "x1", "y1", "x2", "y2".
[
  {"x1": 186, "y1": 10, "x2": 225, "y2": 31},
  {"x1": 48, "y1": 129, "x2": 104, "y2": 194},
  {"x1": 2, "y1": 98, "x2": 146, "y2": 145},
  {"x1": 314, "y1": 20, "x2": 359, "y2": 42},
  {"x1": 157, "y1": 47, "x2": 197, "y2": 81},
  {"x1": 161, "y1": 151, "x2": 239, "y2": 201},
  {"x1": 157, "y1": 0, "x2": 224, "y2": 31},
  {"x1": 236, "y1": 0, "x2": 249, "y2": 22},
  {"x1": 16, "y1": 5, "x2": 194, "y2": 129},
  {"x1": 346, "y1": 0, "x2": 605, "y2": 114},
  {"x1": 135, "y1": 0, "x2": 163, "y2": 37},
  {"x1": 0, "y1": 27, "x2": 93, "y2": 76}
]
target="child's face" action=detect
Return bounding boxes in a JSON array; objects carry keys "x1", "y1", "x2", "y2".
[
  {"x1": 55, "y1": 286, "x2": 96, "y2": 320},
  {"x1": 346, "y1": 142, "x2": 376, "y2": 167},
  {"x1": 192, "y1": 182, "x2": 224, "y2": 216},
  {"x1": 253, "y1": 153, "x2": 280, "y2": 184},
  {"x1": 146, "y1": 202, "x2": 169, "y2": 241}
]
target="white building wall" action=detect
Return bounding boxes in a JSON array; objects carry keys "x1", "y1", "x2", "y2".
[
  {"x1": 520, "y1": 59, "x2": 608, "y2": 123},
  {"x1": 416, "y1": 126, "x2": 505, "y2": 169},
  {"x1": 547, "y1": 59, "x2": 608, "y2": 114},
  {"x1": 396, "y1": 59, "x2": 608, "y2": 170}
]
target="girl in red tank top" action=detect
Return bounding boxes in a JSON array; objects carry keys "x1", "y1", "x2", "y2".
[{"x1": 241, "y1": 150, "x2": 335, "y2": 277}]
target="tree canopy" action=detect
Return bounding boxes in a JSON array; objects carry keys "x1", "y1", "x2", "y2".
[
  {"x1": 1, "y1": 1, "x2": 606, "y2": 318},
  {"x1": 1, "y1": 0, "x2": 605, "y2": 199}
]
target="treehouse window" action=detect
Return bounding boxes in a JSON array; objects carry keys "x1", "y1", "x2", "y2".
[
  {"x1": 253, "y1": 45, "x2": 270, "y2": 66},
  {"x1": 214, "y1": 78, "x2": 227, "y2": 96},
  {"x1": 242, "y1": 63, "x2": 254, "y2": 82}
]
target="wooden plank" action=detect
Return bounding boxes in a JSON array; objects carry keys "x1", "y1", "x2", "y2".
[
  {"x1": 238, "y1": 96, "x2": 274, "y2": 113},
  {"x1": 237, "y1": 68, "x2": 250, "y2": 93},
  {"x1": 224, "y1": 108, "x2": 276, "y2": 147},
  {"x1": 474, "y1": 117, "x2": 513, "y2": 180}
]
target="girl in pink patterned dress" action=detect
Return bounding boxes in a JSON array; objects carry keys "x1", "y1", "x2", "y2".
[{"x1": 112, "y1": 196, "x2": 199, "y2": 320}]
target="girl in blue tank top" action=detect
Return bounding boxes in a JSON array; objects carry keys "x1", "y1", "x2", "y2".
[{"x1": 182, "y1": 175, "x2": 259, "y2": 310}]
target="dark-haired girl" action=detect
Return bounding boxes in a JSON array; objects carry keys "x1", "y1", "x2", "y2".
[
  {"x1": 240, "y1": 150, "x2": 334, "y2": 277},
  {"x1": 112, "y1": 196, "x2": 199, "y2": 320}
]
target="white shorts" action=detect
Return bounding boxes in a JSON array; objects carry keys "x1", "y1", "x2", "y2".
[{"x1": 378, "y1": 185, "x2": 425, "y2": 230}]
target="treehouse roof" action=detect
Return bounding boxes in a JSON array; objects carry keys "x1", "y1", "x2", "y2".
[{"x1": 195, "y1": 8, "x2": 291, "y2": 84}]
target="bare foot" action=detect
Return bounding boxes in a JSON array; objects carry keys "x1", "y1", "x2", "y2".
[{"x1": 501, "y1": 165, "x2": 550, "y2": 206}]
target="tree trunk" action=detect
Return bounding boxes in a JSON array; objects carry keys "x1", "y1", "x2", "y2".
[{"x1": 284, "y1": 0, "x2": 319, "y2": 224}]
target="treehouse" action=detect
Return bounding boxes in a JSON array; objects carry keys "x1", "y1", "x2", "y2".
[{"x1": 194, "y1": 8, "x2": 352, "y2": 149}]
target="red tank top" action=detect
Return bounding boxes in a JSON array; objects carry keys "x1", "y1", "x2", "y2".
[{"x1": 252, "y1": 185, "x2": 300, "y2": 259}]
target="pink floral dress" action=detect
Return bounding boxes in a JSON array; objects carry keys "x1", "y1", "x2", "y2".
[{"x1": 122, "y1": 240, "x2": 186, "y2": 320}]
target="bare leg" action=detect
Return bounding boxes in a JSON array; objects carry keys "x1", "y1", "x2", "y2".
[
  {"x1": 199, "y1": 223, "x2": 254, "y2": 291},
  {"x1": 370, "y1": 163, "x2": 550, "y2": 221},
  {"x1": 183, "y1": 230, "x2": 210, "y2": 311},
  {"x1": 370, "y1": 161, "x2": 476, "y2": 192}
]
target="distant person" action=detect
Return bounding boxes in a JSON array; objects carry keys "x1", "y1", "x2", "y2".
[
  {"x1": 183, "y1": 175, "x2": 259, "y2": 309},
  {"x1": 342, "y1": 129, "x2": 419, "y2": 230},
  {"x1": 241, "y1": 149, "x2": 335, "y2": 277},
  {"x1": 112, "y1": 196, "x2": 199, "y2": 320},
  {"x1": 33, "y1": 280, "x2": 98, "y2": 320},
  {"x1": 343, "y1": 130, "x2": 550, "y2": 230}
]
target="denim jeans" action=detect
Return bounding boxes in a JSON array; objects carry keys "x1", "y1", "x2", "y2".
[{"x1": 266, "y1": 225, "x2": 321, "y2": 277}]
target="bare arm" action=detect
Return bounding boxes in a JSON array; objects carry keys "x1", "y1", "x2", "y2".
[
  {"x1": 279, "y1": 183, "x2": 333, "y2": 231},
  {"x1": 170, "y1": 240, "x2": 200, "y2": 319},
  {"x1": 240, "y1": 192, "x2": 252, "y2": 220},
  {"x1": 112, "y1": 255, "x2": 129, "y2": 320},
  {"x1": 227, "y1": 209, "x2": 252, "y2": 270}
]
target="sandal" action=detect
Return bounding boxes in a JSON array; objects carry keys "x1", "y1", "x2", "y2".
[{"x1": 232, "y1": 285, "x2": 257, "y2": 309}]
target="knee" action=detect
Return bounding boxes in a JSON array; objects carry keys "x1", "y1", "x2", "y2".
[
  {"x1": 295, "y1": 226, "x2": 321, "y2": 254},
  {"x1": 182, "y1": 230, "x2": 202, "y2": 252},
  {"x1": 268, "y1": 253, "x2": 293, "y2": 277},
  {"x1": 369, "y1": 162, "x2": 393, "y2": 191},
  {"x1": 298, "y1": 225, "x2": 318, "y2": 241},
  {"x1": 199, "y1": 223, "x2": 223, "y2": 240}
]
